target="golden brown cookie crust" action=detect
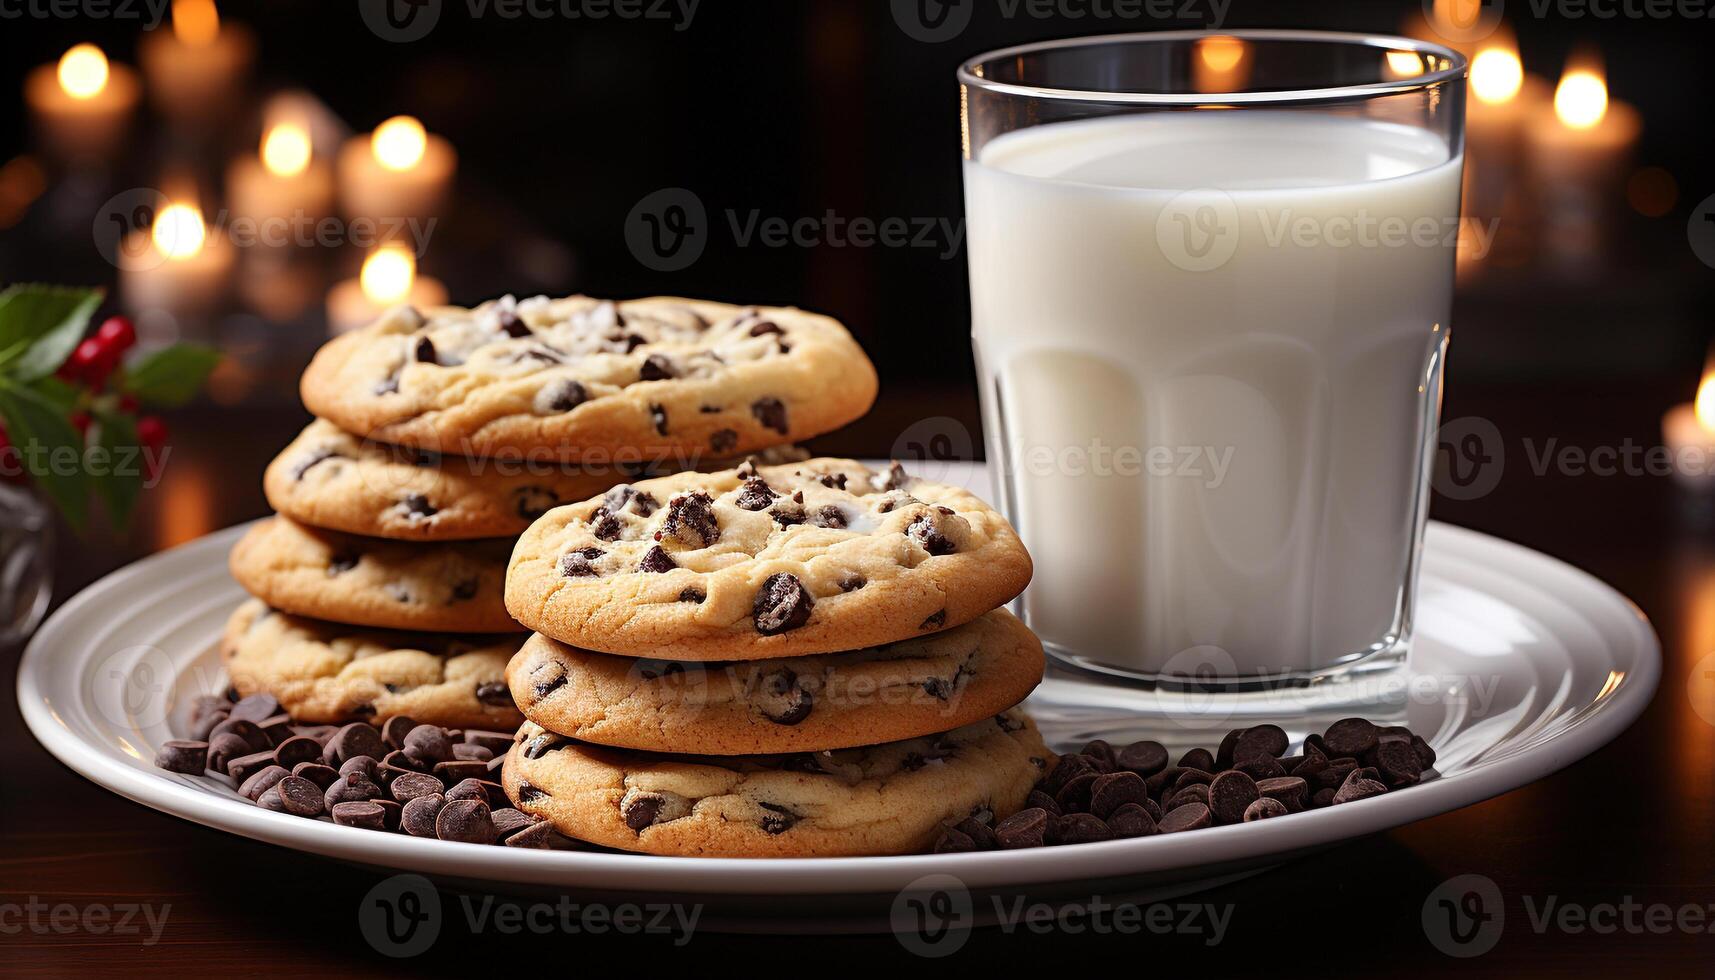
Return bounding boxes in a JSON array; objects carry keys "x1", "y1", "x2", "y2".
[
  {"x1": 300, "y1": 296, "x2": 877, "y2": 463},
  {"x1": 501, "y1": 711, "x2": 1051, "y2": 857},
  {"x1": 229, "y1": 516, "x2": 521, "y2": 633},
  {"x1": 221, "y1": 599, "x2": 524, "y2": 728},
  {"x1": 508, "y1": 609, "x2": 1044, "y2": 754},
  {"x1": 504, "y1": 458, "x2": 1033, "y2": 660}
]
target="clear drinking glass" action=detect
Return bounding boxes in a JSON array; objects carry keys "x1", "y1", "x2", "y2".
[{"x1": 961, "y1": 31, "x2": 1467, "y2": 690}]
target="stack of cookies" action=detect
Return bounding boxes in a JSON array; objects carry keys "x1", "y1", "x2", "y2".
[
  {"x1": 497, "y1": 457, "x2": 1053, "y2": 857},
  {"x1": 222, "y1": 294, "x2": 876, "y2": 737}
]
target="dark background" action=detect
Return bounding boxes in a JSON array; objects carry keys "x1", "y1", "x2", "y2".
[{"x1": 5, "y1": 1, "x2": 1715, "y2": 974}]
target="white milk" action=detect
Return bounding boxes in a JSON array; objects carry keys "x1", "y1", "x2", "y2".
[{"x1": 964, "y1": 112, "x2": 1461, "y2": 678}]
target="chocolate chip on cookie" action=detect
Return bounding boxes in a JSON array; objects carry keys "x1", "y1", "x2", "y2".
[
  {"x1": 637, "y1": 545, "x2": 677, "y2": 574},
  {"x1": 734, "y1": 477, "x2": 777, "y2": 512},
  {"x1": 639, "y1": 354, "x2": 676, "y2": 381},
  {"x1": 751, "y1": 397, "x2": 788, "y2": 436},
  {"x1": 658, "y1": 491, "x2": 719, "y2": 547},
  {"x1": 755, "y1": 666, "x2": 813, "y2": 725},
  {"x1": 558, "y1": 547, "x2": 605, "y2": 577},
  {"x1": 753, "y1": 573, "x2": 814, "y2": 635}
]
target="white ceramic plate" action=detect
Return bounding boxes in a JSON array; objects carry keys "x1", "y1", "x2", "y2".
[{"x1": 17, "y1": 463, "x2": 1659, "y2": 918}]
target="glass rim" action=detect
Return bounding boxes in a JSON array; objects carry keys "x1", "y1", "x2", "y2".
[{"x1": 957, "y1": 29, "x2": 1468, "y2": 106}]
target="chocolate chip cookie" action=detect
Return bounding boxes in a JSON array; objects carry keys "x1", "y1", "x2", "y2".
[
  {"x1": 504, "y1": 459, "x2": 1033, "y2": 659},
  {"x1": 299, "y1": 296, "x2": 877, "y2": 462},
  {"x1": 220, "y1": 599, "x2": 525, "y2": 728},
  {"x1": 501, "y1": 710, "x2": 1050, "y2": 857},
  {"x1": 229, "y1": 516, "x2": 519, "y2": 633},
  {"x1": 264, "y1": 419, "x2": 809, "y2": 542},
  {"x1": 508, "y1": 609, "x2": 1044, "y2": 755}
]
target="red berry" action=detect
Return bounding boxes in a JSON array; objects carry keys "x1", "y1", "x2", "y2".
[
  {"x1": 70, "y1": 411, "x2": 91, "y2": 437},
  {"x1": 95, "y1": 316, "x2": 136, "y2": 351},
  {"x1": 137, "y1": 415, "x2": 168, "y2": 447},
  {"x1": 70, "y1": 337, "x2": 110, "y2": 387},
  {"x1": 118, "y1": 394, "x2": 140, "y2": 413}
]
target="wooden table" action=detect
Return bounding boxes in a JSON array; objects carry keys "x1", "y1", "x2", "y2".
[{"x1": 5, "y1": 380, "x2": 1711, "y2": 974}]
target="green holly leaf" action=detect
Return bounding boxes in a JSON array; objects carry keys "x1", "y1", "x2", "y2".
[
  {"x1": 0, "y1": 377, "x2": 88, "y2": 530},
  {"x1": 90, "y1": 408, "x2": 143, "y2": 530},
  {"x1": 0, "y1": 284, "x2": 104, "y2": 381},
  {"x1": 119, "y1": 344, "x2": 220, "y2": 408}
]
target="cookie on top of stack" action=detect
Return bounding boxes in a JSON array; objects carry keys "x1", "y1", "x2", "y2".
[
  {"x1": 499, "y1": 457, "x2": 1052, "y2": 857},
  {"x1": 222, "y1": 294, "x2": 876, "y2": 736}
]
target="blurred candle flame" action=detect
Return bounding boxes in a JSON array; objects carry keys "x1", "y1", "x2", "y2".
[
  {"x1": 371, "y1": 116, "x2": 427, "y2": 172},
  {"x1": 1432, "y1": 0, "x2": 1486, "y2": 33},
  {"x1": 1695, "y1": 368, "x2": 1715, "y2": 434},
  {"x1": 1385, "y1": 50, "x2": 1426, "y2": 78},
  {"x1": 173, "y1": 0, "x2": 221, "y2": 47},
  {"x1": 1554, "y1": 51, "x2": 1609, "y2": 130},
  {"x1": 361, "y1": 246, "x2": 416, "y2": 305},
  {"x1": 261, "y1": 122, "x2": 312, "y2": 178},
  {"x1": 1470, "y1": 44, "x2": 1524, "y2": 105},
  {"x1": 1192, "y1": 36, "x2": 1250, "y2": 94},
  {"x1": 57, "y1": 44, "x2": 109, "y2": 100},
  {"x1": 152, "y1": 203, "x2": 207, "y2": 260}
]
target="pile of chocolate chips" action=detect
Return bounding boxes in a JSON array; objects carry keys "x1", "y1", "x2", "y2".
[
  {"x1": 933, "y1": 718, "x2": 1436, "y2": 852},
  {"x1": 153, "y1": 692, "x2": 577, "y2": 849}
]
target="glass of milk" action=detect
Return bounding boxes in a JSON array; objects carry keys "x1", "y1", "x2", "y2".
[{"x1": 961, "y1": 32, "x2": 1467, "y2": 691}]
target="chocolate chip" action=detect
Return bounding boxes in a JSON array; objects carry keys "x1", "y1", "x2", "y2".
[
  {"x1": 514, "y1": 486, "x2": 559, "y2": 520},
  {"x1": 622, "y1": 793, "x2": 666, "y2": 831},
  {"x1": 230, "y1": 763, "x2": 285, "y2": 805},
  {"x1": 414, "y1": 337, "x2": 438, "y2": 364},
  {"x1": 557, "y1": 547, "x2": 604, "y2": 577},
  {"x1": 338, "y1": 755, "x2": 380, "y2": 783},
  {"x1": 229, "y1": 693, "x2": 280, "y2": 724},
  {"x1": 986, "y1": 808, "x2": 1046, "y2": 849},
  {"x1": 491, "y1": 808, "x2": 537, "y2": 841},
  {"x1": 1372, "y1": 739, "x2": 1424, "y2": 787},
  {"x1": 189, "y1": 711, "x2": 228, "y2": 741},
  {"x1": 1041, "y1": 753, "x2": 1094, "y2": 795},
  {"x1": 747, "y1": 319, "x2": 783, "y2": 337},
  {"x1": 403, "y1": 725, "x2": 452, "y2": 765},
  {"x1": 1089, "y1": 771, "x2": 1150, "y2": 819},
  {"x1": 292, "y1": 762, "x2": 339, "y2": 789},
  {"x1": 735, "y1": 477, "x2": 778, "y2": 511},
  {"x1": 1025, "y1": 790, "x2": 1062, "y2": 817},
  {"x1": 933, "y1": 828, "x2": 976, "y2": 853},
  {"x1": 210, "y1": 718, "x2": 271, "y2": 753},
  {"x1": 818, "y1": 473, "x2": 847, "y2": 490},
  {"x1": 1256, "y1": 776, "x2": 1309, "y2": 812},
  {"x1": 759, "y1": 803, "x2": 799, "y2": 834},
  {"x1": 709, "y1": 429, "x2": 738, "y2": 454},
  {"x1": 1323, "y1": 718, "x2": 1379, "y2": 757},
  {"x1": 751, "y1": 397, "x2": 788, "y2": 435},
  {"x1": 604, "y1": 485, "x2": 659, "y2": 517},
  {"x1": 1411, "y1": 734, "x2": 1437, "y2": 770},
  {"x1": 382, "y1": 716, "x2": 418, "y2": 750},
  {"x1": 288, "y1": 449, "x2": 340, "y2": 481},
  {"x1": 1107, "y1": 803, "x2": 1157, "y2": 838},
  {"x1": 1243, "y1": 797, "x2": 1289, "y2": 821},
  {"x1": 1165, "y1": 783, "x2": 1211, "y2": 813},
  {"x1": 1208, "y1": 770, "x2": 1259, "y2": 825},
  {"x1": 756, "y1": 666, "x2": 813, "y2": 724},
  {"x1": 327, "y1": 552, "x2": 359, "y2": 575},
  {"x1": 273, "y1": 774, "x2": 325, "y2": 817},
  {"x1": 463, "y1": 730, "x2": 513, "y2": 755},
  {"x1": 401, "y1": 794, "x2": 447, "y2": 836},
  {"x1": 1114, "y1": 740, "x2": 1168, "y2": 777},
  {"x1": 1331, "y1": 769, "x2": 1389, "y2": 805},
  {"x1": 905, "y1": 513, "x2": 955, "y2": 556},
  {"x1": 498, "y1": 308, "x2": 531, "y2": 337},
  {"x1": 329, "y1": 723, "x2": 385, "y2": 765},
  {"x1": 1234, "y1": 755, "x2": 1286, "y2": 780},
  {"x1": 433, "y1": 761, "x2": 491, "y2": 785},
  {"x1": 1159, "y1": 802, "x2": 1212, "y2": 833},
  {"x1": 400, "y1": 493, "x2": 437, "y2": 520},
  {"x1": 1055, "y1": 813, "x2": 1113, "y2": 845},
  {"x1": 837, "y1": 572, "x2": 866, "y2": 592},
  {"x1": 206, "y1": 733, "x2": 252, "y2": 775},
  {"x1": 677, "y1": 587, "x2": 706, "y2": 603},
  {"x1": 154, "y1": 740, "x2": 208, "y2": 774},
  {"x1": 649, "y1": 403, "x2": 668, "y2": 435},
  {"x1": 1055, "y1": 772, "x2": 1100, "y2": 813},
  {"x1": 639, "y1": 354, "x2": 676, "y2": 381},
  {"x1": 879, "y1": 461, "x2": 909, "y2": 491},
  {"x1": 434, "y1": 799, "x2": 497, "y2": 843},
  {"x1": 474, "y1": 682, "x2": 512, "y2": 707},
  {"x1": 1233, "y1": 724, "x2": 1288, "y2": 762},
  {"x1": 919, "y1": 609, "x2": 947, "y2": 631},
  {"x1": 390, "y1": 771, "x2": 445, "y2": 803},
  {"x1": 1177, "y1": 747, "x2": 1215, "y2": 772},
  {"x1": 1311, "y1": 787, "x2": 1336, "y2": 808},
  {"x1": 324, "y1": 773, "x2": 382, "y2": 809},
  {"x1": 811, "y1": 505, "x2": 847, "y2": 529},
  {"x1": 543, "y1": 379, "x2": 589, "y2": 412},
  {"x1": 753, "y1": 573, "x2": 814, "y2": 635},
  {"x1": 637, "y1": 545, "x2": 677, "y2": 573},
  {"x1": 1315, "y1": 758, "x2": 1360, "y2": 790},
  {"x1": 329, "y1": 800, "x2": 386, "y2": 829},
  {"x1": 660, "y1": 491, "x2": 719, "y2": 547},
  {"x1": 272, "y1": 735, "x2": 322, "y2": 769},
  {"x1": 452, "y1": 743, "x2": 492, "y2": 763},
  {"x1": 445, "y1": 778, "x2": 505, "y2": 809}
]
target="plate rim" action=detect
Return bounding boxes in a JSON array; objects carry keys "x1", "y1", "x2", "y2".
[{"x1": 17, "y1": 517, "x2": 1660, "y2": 896}]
